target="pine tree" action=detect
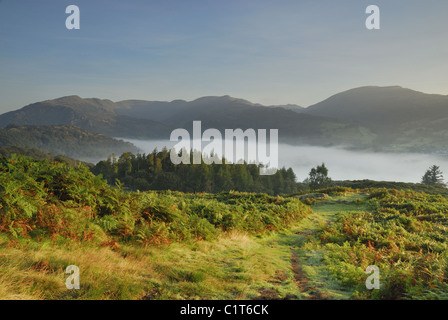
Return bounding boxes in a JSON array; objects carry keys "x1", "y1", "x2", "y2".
[{"x1": 421, "y1": 165, "x2": 444, "y2": 186}]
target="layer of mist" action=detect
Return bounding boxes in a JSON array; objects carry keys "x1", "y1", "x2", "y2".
[{"x1": 119, "y1": 138, "x2": 448, "y2": 183}]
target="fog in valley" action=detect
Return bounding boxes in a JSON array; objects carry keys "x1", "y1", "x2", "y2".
[{"x1": 118, "y1": 138, "x2": 448, "y2": 184}]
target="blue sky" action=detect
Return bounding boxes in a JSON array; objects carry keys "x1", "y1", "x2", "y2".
[{"x1": 0, "y1": 0, "x2": 447, "y2": 112}]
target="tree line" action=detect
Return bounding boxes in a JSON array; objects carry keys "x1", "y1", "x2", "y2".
[
  {"x1": 91, "y1": 149, "x2": 300, "y2": 195},
  {"x1": 91, "y1": 149, "x2": 448, "y2": 196}
]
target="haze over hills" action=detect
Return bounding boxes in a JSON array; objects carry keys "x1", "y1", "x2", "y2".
[
  {"x1": 304, "y1": 86, "x2": 448, "y2": 127},
  {"x1": 115, "y1": 95, "x2": 372, "y2": 147},
  {"x1": 115, "y1": 96, "x2": 305, "y2": 122},
  {"x1": 0, "y1": 96, "x2": 171, "y2": 139},
  {"x1": 0, "y1": 94, "x2": 375, "y2": 148},
  {"x1": 1, "y1": 86, "x2": 448, "y2": 155},
  {"x1": 267, "y1": 104, "x2": 304, "y2": 113},
  {"x1": 0, "y1": 124, "x2": 139, "y2": 162},
  {"x1": 303, "y1": 86, "x2": 448, "y2": 152},
  {"x1": 0, "y1": 145, "x2": 92, "y2": 167}
]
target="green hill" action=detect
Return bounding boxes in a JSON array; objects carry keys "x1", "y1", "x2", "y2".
[
  {"x1": 0, "y1": 124, "x2": 139, "y2": 162},
  {"x1": 0, "y1": 145, "x2": 90, "y2": 167},
  {"x1": 0, "y1": 155, "x2": 312, "y2": 300}
]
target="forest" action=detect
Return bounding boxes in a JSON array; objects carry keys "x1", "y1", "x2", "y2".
[
  {"x1": 91, "y1": 149, "x2": 299, "y2": 195},
  {"x1": 91, "y1": 149, "x2": 448, "y2": 198}
]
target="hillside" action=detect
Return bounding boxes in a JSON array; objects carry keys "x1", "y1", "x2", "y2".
[
  {"x1": 0, "y1": 145, "x2": 90, "y2": 167},
  {"x1": 0, "y1": 155, "x2": 312, "y2": 300},
  {"x1": 2, "y1": 86, "x2": 448, "y2": 152},
  {"x1": 305, "y1": 86, "x2": 448, "y2": 127},
  {"x1": 0, "y1": 95, "x2": 375, "y2": 147},
  {"x1": 115, "y1": 96, "x2": 305, "y2": 122},
  {"x1": 115, "y1": 95, "x2": 375, "y2": 147},
  {"x1": 2, "y1": 156, "x2": 448, "y2": 301},
  {"x1": 0, "y1": 96, "x2": 171, "y2": 139},
  {"x1": 304, "y1": 86, "x2": 448, "y2": 152},
  {"x1": 0, "y1": 124, "x2": 139, "y2": 162}
]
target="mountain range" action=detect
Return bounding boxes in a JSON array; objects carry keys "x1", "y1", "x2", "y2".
[
  {"x1": 0, "y1": 96, "x2": 171, "y2": 139},
  {"x1": 1, "y1": 86, "x2": 448, "y2": 160}
]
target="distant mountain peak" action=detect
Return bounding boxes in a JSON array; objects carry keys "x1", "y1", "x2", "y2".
[
  {"x1": 190, "y1": 95, "x2": 254, "y2": 106},
  {"x1": 305, "y1": 85, "x2": 448, "y2": 128},
  {"x1": 50, "y1": 95, "x2": 84, "y2": 103}
]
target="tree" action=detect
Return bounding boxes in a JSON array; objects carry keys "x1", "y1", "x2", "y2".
[
  {"x1": 421, "y1": 165, "x2": 444, "y2": 186},
  {"x1": 91, "y1": 150, "x2": 301, "y2": 195},
  {"x1": 304, "y1": 163, "x2": 332, "y2": 190}
]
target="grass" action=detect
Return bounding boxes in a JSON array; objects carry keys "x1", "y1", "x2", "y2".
[
  {"x1": 0, "y1": 188, "x2": 394, "y2": 300},
  {"x1": 305, "y1": 189, "x2": 448, "y2": 299},
  {"x1": 0, "y1": 229, "x2": 305, "y2": 300},
  {"x1": 278, "y1": 192, "x2": 372, "y2": 299},
  {"x1": 3, "y1": 157, "x2": 448, "y2": 300},
  {"x1": 310, "y1": 192, "x2": 371, "y2": 215},
  {"x1": 286, "y1": 215, "x2": 350, "y2": 298},
  {"x1": 0, "y1": 155, "x2": 315, "y2": 300},
  {"x1": 298, "y1": 193, "x2": 368, "y2": 300}
]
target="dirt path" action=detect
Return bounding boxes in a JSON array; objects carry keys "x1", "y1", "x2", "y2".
[
  {"x1": 289, "y1": 192, "x2": 369, "y2": 299},
  {"x1": 288, "y1": 229, "x2": 322, "y2": 299},
  {"x1": 255, "y1": 192, "x2": 367, "y2": 300},
  {"x1": 255, "y1": 211, "x2": 332, "y2": 300},
  {"x1": 290, "y1": 252, "x2": 321, "y2": 299}
]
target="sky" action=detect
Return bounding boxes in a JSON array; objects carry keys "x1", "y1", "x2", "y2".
[{"x1": 0, "y1": 0, "x2": 447, "y2": 112}]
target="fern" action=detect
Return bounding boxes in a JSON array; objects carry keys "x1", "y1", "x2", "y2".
[{"x1": 98, "y1": 215, "x2": 119, "y2": 232}]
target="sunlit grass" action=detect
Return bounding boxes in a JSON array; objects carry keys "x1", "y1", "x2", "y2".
[{"x1": 0, "y1": 228, "x2": 304, "y2": 300}]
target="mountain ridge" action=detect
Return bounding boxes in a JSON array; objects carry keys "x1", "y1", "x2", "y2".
[
  {"x1": 304, "y1": 86, "x2": 448, "y2": 126},
  {"x1": 1, "y1": 85, "x2": 448, "y2": 153},
  {"x1": 0, "y1": 96, "x2": 171, "y2": 139}
]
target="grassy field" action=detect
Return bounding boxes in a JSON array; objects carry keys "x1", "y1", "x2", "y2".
[
  {"x1": 0, "y1": 201, "x2": 345, "y2": 300},
  {"x1": 303, "y1": 189, "x2": 448, "y2": 299},
  {"x1": 0, "y1": 230, "x2": 301, "y2": 300},
  {"x1": 0, "y1": 155, "x2": 312, "y2": 300},
  {"x1": 2, "y1": 156, "x2": 448, "y2": 300}
]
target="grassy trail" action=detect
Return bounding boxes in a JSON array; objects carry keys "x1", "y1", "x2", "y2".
[
  {"x1": 265, "y1": 207, "x2": 337, "y2": 299},
  {"x1": 263, "y1": 192, "x2": 369, "y2": 299}
]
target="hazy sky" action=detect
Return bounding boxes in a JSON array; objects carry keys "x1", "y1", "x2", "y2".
[{"x1": 0, "y1": 0, "x2": 447, "y2": 112}]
